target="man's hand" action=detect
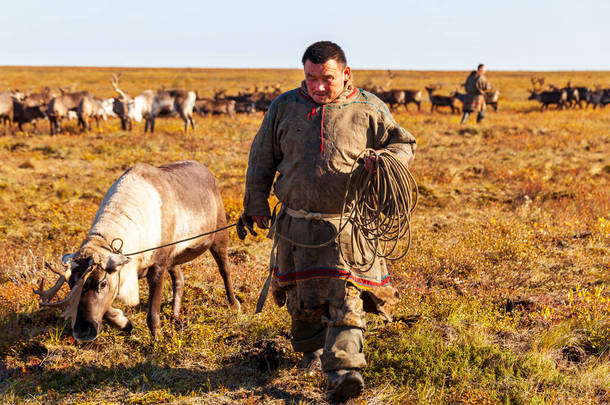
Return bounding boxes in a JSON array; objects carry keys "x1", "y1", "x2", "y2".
[
  {"x1": 236, "y1": 213, "x2": 270, "y2": 240},
  {"x1": 364, "y1": 154, "x2": 378, "y2": 173}
]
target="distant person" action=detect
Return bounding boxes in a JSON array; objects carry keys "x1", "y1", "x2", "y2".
[
  {"x1": 237, "y1": 41, "x2": 416, "y2": 402},
  {"x1": 461, "y1": 63, "x2": 492, "y2": 124}
]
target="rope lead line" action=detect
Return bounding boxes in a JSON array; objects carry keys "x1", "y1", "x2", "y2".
[{"x1": 110, "y1": 223, "x2": 237, "y2": 257}]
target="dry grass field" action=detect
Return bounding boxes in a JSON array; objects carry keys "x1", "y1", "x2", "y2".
[{"x1": 0, "y1": 67, "x2": 608, "y2": 404}]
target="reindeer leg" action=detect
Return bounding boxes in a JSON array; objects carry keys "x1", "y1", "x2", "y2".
[
  {"x1": 209, "y1": 232, "x2": 240, "y2": 311},
  {"x1": 146, "y1": 264, "x2": 166, "y2": 338},
  {"x1": 104, "y1": 306, "x2": 133, "y2": 332},
  {"x1": 167, "y1": 266, "x2": 184, "y2": 321}
]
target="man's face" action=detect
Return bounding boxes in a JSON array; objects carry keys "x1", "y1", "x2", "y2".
[
  {"x1": 478, "y1": 65, "x2": 486, "y2": 75},
  {"x1": 304, "y1": 59, "x2": 351, "y2": 104}
]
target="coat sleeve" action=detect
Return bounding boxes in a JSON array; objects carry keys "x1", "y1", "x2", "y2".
[
  {"x1": 243, "y1": 103, "x2": 282, "y2": 217},
  {"x1": 476, "y1": 76, "x2": 491, "y2": 94},
  {"x1": 374, "y1": 108, "x2": 417, "y2": 167}
]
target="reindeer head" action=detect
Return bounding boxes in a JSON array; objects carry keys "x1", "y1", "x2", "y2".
[
  {"x1": 34, "y1": 244, "x2": 130, "y2": 343},
  {"x1": 528, "y1": 77, "x2": 545, "y2": 98}
]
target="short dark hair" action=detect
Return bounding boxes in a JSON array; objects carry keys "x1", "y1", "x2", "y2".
[
  {"x1": 302, "y1": 41, "x2": 347, "y2": 67},
  {"x1": 477, "y1": 63, "x2": 485, "y2": 70}
]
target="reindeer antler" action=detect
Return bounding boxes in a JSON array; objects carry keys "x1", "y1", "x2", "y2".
[
  {"x1": 34, "y1": 258, "x2": 94, "y2": 322},
  {"x1": 110, "y1": 73, "x2": 129, "y2": 100},
  {"x1": 530, "y1": 77, "x2": 545, "y2": 91},
  {"x1": 33, "y1": 260, "x2": 72, "y2": 304}
]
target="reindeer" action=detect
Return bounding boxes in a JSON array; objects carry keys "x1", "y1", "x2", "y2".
[
  {"x1": 426, "y1": 85, "x2": 460, "y2": 114},
  {"x1": 47, "y1": 90, "x2": 91, "y2": 134},
  {"x1": 77, "y1": 96, "x2": 108, "y2": 131},
  {"x1": 377, "y1": 89, "x2": 406, "y2": 110},
  {"x1": 110, "y1": 73, "x2": 154, "y2": 131},
  {"x1": 528, "y1": 77, "x2": 567, "y2": 111},
  {"x1": 590, "y1": 87, "x2": 610, "y2": 109},
  {"x1": 561, "y1": 82, "x2": 580, "y2": 108},
  {"x1": 0, "y1": 92, "x2": 15, "y2": 134},
  {"x1": 485, "y1": 90, "x2": 500, "y2": 111},
  {"x1": 34, "y1": 160, "x2": 240, "y2": 341},
  {"x1": 147, "y1": 89, "x2": 196, "y2": 134},
  {"x1": 403, "y1": 89, "x2": 423, "y2": 111},
  {"x1": 194, "y1": 97, "x2": 236, "y2": 117}
]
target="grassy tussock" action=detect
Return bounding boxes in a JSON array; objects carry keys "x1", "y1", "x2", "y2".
[{"x1": 0, "y1": 67, "x2": 609, "y2": 404}]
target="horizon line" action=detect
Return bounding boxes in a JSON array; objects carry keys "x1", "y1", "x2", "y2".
[{"x1": 1, "y1": 65, "x2": 608, "y2": 73}]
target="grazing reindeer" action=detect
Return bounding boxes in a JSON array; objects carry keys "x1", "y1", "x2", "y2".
[
  {"x1": 195, "y1": 97, "x2": 236, "y2": 117},
  {"x1": 77, "y1": 96, "x2": 107, "y2": 131},
  {"x1": 47, "y1": 90, "x2": 91, "y2": 134},
  {"x1": 426, "y1": 85, "x2": 460, "y2": 114},
  {"x1": 34, "y1": 160, "x2": 241, "y2": 341},
  {"x1": 528, "y1": 77, "x2": 567, "y2": 111}
]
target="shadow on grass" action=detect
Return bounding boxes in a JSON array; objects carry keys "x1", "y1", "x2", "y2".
[
  {"x1": 0, "y1": 309, "x2": 62, "y2": 360},
  {"x1": 1, "y1": 360, "x2": 317, "y2": 403},
  {"x1": 1, "y1": 332, "x2": 317, "y2": 404}
]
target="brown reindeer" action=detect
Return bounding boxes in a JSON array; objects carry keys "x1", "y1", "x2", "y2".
[
  {"x1": 426, "y1": 85, "x2": 460, "y2": 114},
  {"x1": 47, "y1": 90, "x2": 91, "y2": 134},
  {"x1": 528, "y1": 77, "x2": 567, "y2": 111},
  {"x1": 77, "y1": 96, "x2": 107, "y2": 131}
]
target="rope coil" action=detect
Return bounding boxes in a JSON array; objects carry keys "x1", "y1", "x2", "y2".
[
  {"x1": 272, "y1": 148, "x2": 418, "y2": 271},
  {"x1": 339, "y1": 149, "x2": 418, "y2": 270}
]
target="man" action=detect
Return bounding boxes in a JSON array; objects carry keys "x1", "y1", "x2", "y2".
[
  {"x1": 239, "y1": 41, "x2": 416, "y2": 402},
  {"x1": 461, "y1": 63, "x2": 492, "y2": 124}
]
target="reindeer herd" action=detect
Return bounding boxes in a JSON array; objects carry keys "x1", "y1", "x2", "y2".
[
  {"x1": 0, "y1": 74, "x2": 282, "y2": 135},
  {"x1": 527, "y1": 77, "x2": 610, "y2": 111},
  {"x1": 1, "y1": 72, "x2": 609, "y2": 135}
]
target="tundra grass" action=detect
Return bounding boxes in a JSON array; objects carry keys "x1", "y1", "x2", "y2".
[{"x1": 0, "y1": 67, "x2": 608, "y2": 404}]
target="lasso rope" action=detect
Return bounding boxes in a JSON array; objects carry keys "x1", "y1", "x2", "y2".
[
  {"x1": 271, "y1": 148, "x2": 418, "y2": 270},
  {"x1": 339, "y1": 149, "x2": 418, "y2": 270},
  {"x1": 109, "y1": 223, "x2": 237, "y2": 257}
]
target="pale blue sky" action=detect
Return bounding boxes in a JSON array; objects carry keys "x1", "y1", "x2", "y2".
[{"x1": 1, "y1": 0, "x2": 608, "y2": 70}]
